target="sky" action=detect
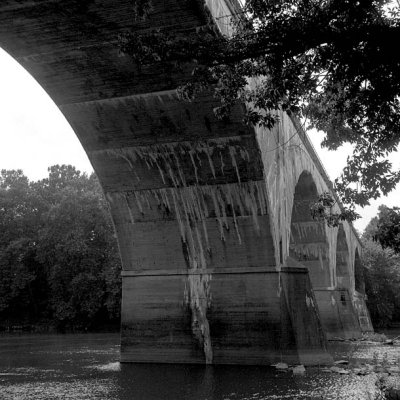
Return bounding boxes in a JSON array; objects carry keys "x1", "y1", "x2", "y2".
[
  {"x1": 1, "y1": 48, "x2": 399, "y2": 233},
  {"x1": 0, "y1": 48, "x2": 93, "y2": 180}
]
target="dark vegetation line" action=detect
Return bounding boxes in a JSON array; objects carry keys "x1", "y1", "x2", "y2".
[{"x1": 0, "y1": 165, "x2": 121, "y2": 333}]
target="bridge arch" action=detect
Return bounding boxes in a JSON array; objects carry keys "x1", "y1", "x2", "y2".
[
  {"x1": 354, "y1": 248, "x2": 365, "y2": 294},
  {"x1": 289, "y1": 171, "x2": 331, "y2": 288},
  {"x1": 336, "y1": 224, "x2": 351, "y2": 290},
  {"x1": 0, "y1": 0, "x2": 373, "y2": 362}
]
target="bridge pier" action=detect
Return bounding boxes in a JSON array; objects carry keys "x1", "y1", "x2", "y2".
[
  {"x1": 89, "y1": 91, "x2": 332, "y2": 365},
  {"x1": 120, "y1": 268, "x2": 331, "y2": 365},
  {"x1": 313, "y1": 289, "x2": 362, "y2": 340}
]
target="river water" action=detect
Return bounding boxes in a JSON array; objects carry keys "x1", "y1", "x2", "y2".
[{"x1": 0, "y1": 333, "x2": 399, "y2": 400}]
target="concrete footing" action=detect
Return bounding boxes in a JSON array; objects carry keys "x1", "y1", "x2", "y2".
[
  {"x1": 353, "y1": 291, "x2": 374, "y2": 332},
  {"x1": 313, "y1": 289, "x2": 362, "y2": 340},
  {"x1": 121, "y1": 267, "x2": 332, "y2": 365}
]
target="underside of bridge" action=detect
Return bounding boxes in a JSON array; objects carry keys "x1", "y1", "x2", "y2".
[
  {"x1": 289, "y1": 175, "x2": 362, "y2": 339},
  {"x1": 0, "y1": 0, "x2": 372, "y2": 364}
]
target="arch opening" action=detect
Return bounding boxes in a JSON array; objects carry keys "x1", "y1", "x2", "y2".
[
  {"x1": 354, "y1": 248, "x2": 365, "y2": 294},
  {"x1": 289, "y1": 171, "x2": 331, "y2": 288},
  {"x1": 336, "y1": 225, "x2": 351, "y2": 290}
]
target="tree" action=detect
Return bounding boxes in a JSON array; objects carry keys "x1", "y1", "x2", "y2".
[
  {"x1": 0, "y1": 170, "x2": 45, "y2": 324},
  {"x1": 362, "y1": 239, "x2": 400, "y2": 327},
  {"x1": 0, "y1": 166, "x2": 122, "y2": 331},
  {"x1": 375, "y1": 206, "x2": 400, "y2": 253},
  {"x1": 121, "y1": 0, "x2": 400, "y2": 219},
  {"x1": 0, "y1": 169, "x2": 45, "y2": 244},
  {"x1": 35, "y1": 166, "x2": 121, "y2": 330},
  {"x1": 362, "y1": 208, "x2": 400, "y2": 327},
  {"x1": 363, "y1": 215, "x2": 379, "y2": 242},
  {"x1": 0, "y1": 238, "x2": 37, "y2": 322}
]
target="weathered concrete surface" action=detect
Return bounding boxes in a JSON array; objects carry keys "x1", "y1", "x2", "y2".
[
  {"x1": 353, "y1": 291, "x2": 374, "y2": 332},
  {"x1": 0, "y1": 0, "x2": 372, "y2": 364},
  {"x1": 313, "y1": 289, "x2": 362, "y2": 340},
  {"x1": 121, "y1": 268, "x2": 331, "y2": 365}
]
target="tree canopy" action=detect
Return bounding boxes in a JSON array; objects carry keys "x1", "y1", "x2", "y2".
[
  {"x1": 362, "y1": 207, "x2": 400, "y2": 327},
  {"x1": 121, "y1": 0, "x2": 400, "y2": 220},
  {"x1": 0, "y1": 166, "x2": 121, "y2": 332},
  {"x1": 365, "y1": 205, "x2": 400, "y2": 253},
  {"x1": 362, "y1": 238, "x2": 400, "y2": 327}
]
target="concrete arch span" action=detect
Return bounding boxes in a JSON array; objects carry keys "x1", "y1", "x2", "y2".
[
  {"x1": 311, "y1": 224, "x2": 363, "y2": 339},
  {"x1": 354, "y1": 248, "x2": 366, "y2": 295},
  {"x1": 0, "y1": 0, "x2": 372, "y2": 364},
  {"x1": 289, "y1": 171, "x2": 331, "y2": 289},
  {"x1": 286, "y1": 172, "x2": 361, "y2": 339},
  {"x1": 336, "y1": 225, "x2": 351, "y2": 289},
  {"x1": 353, "y1": 248, "x2": 374, "y2": 332},
  {"x1": 334, "y1": 224, "x2": 373, "y2": 333}
]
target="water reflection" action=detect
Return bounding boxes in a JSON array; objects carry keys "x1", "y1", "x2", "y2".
[
  {"x1": 0, "y1": 333, "x2": 398, "y2": 399},
  {"x1": 117, "y1": 363, "x2": 379, "y2": 400}
]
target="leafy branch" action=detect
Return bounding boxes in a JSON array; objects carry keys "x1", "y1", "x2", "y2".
[{"x1": 122, "y1": 0, "x2": 400, "y2": 222}]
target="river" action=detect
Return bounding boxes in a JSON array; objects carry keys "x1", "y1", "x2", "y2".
[{"x1": 0, "y1": 332, "x2": 399, "y2": 400}]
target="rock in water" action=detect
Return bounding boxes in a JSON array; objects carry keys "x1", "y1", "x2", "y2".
[
  {"x1": 292, "y1": 365, "x2": 306, "y2": 375},
  {"x1": 272, "y1": 362, "x2": 289, "y2": 370}
]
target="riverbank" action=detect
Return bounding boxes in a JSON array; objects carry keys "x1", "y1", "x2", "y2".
[{"x1": 0, "y1": 323, "x2": 120, "y2": 334}]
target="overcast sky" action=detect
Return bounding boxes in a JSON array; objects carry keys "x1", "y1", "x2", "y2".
[
  {"x1": 0, "y1": 48, "x2": 93, "y2": 179},
  {"x1": 1, "y1": 48, "x2": 399, "y2": 233}
]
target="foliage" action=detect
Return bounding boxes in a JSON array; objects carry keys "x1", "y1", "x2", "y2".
[
  {"x1": 310, "y1": 191, "x2": 360, "y2": 226},
  {"x1": 361, "y1": 236, "x2": 400, "y2": 328},
  {"x1": 372, "y1": 206, "x2": 400, "y2": 253},
  {"x1": 132, "y1": 0, "x2": 153, "y2": 20},
  {"x1": 362, "y1": 207, "x2": 400, "y2": 327},
  {"x1": 363, "y1": 215, "x2": 380, "y2": 242},
  {"x1": 0, "y1": 238, "x2": 37, "y2": 318},
  {"x1": 122, "y1": 0, "x2": 400, "y2": 218},
  {"x1": 0, "y1": 166, "x2": 121, "y2": 331}
]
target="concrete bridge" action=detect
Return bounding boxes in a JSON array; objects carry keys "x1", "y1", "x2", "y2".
[{"x1": 0, "y1": 0, "x2": 372, "y2": 365}]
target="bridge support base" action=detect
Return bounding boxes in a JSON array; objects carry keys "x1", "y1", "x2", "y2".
[
  {"x1": 353, "y1": 292, "x2": 374, "y2": 332},
  {"x1": 120, "y1": 268, "x2": 332, "y2": 365},
  {"x1": 313, "y1": 289, "x2": 362, "y2": 340}
]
